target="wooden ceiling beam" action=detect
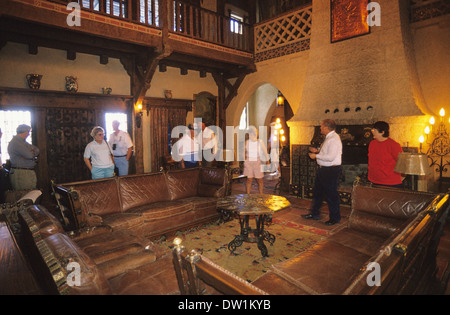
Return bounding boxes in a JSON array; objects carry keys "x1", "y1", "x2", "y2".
[{"x1": 0, "y1": 18, "x2": 147, "y2": 59}]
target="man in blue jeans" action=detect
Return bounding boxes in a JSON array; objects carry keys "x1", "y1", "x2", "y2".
[
  {"x1": 302, "y1": 119, "x2": 342, "y2": 226},
  {"x1": 108, "y1": 120, "x2": 133, "y2": 176}
]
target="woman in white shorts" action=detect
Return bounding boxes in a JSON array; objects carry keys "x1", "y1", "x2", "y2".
[{"x1": 244, "y1": 126, "x2": 269, "y2": 194}]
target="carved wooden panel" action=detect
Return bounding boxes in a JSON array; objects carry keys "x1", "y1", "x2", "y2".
[{"x1": 46, "y1": 108, "x2": 96, "y2": 183}]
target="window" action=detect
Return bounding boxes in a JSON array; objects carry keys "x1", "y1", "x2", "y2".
[
  {"x1": 230, "y1": 12, "x2": 243, "y2": 34},
  {"x1": 0, "y1": 110, "x2": 32, "y2": 162},
  {"x1": 105, "y1": 112, "x2": 128, "y2": 141},
  {"x1": 81, "y1": 0, "x2": 128, "y2": 18},
  {"x1": 139, "y1": 0, "x2": 159, "y2": 26},
  {"x1": 239, "y1": 103, "x2": 249, "y2": 130}
]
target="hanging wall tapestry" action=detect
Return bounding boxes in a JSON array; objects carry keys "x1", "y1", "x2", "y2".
[{"x1": 331, "y1": 0, "x2": 370, "y2": 43}]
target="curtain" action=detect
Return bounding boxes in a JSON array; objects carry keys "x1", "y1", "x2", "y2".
[{"x1": 148, "y1": 106, "x2": 187, "y2": 171}]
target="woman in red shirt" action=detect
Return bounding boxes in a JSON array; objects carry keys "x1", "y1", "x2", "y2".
[{"x1": 368, "y1": 121, "x2": 403, "y2": 187}]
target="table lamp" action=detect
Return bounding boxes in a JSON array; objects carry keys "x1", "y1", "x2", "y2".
[{"x1": 394, "y1": 152, "x2": 431, "y2": 190}]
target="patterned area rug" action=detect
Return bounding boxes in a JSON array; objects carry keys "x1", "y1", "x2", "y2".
[{"x1": 159, "y1": 219, "x2": 325, "y2": 283}]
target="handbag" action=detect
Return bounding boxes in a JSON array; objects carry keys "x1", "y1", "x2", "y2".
[{"x1": 106, "y1": 142, "x2": 119, "y2": 177}]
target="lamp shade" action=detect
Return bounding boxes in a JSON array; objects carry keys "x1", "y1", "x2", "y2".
[{"x1": 394, "y1": 152, "x2": 431, "y2": 176}]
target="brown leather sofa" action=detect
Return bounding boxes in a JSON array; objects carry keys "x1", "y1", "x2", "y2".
[
  {"x1": 53, "y1": 167, "x2": 227, "y2": 239},
  {"x1": 1, "y1": 167, "x2": 228, "y2": 295},
  {"x1": 173, "y1": 184, "x2": 449, "y2": 295},
  {"x1": 14, "y1": 203, "x2": 181, "y2": 294},
  {"x1": 6, "y1": 179, "x2": 448, "y2": 295}
]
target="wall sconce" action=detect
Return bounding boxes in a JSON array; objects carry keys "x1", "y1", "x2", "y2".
[
  {"x1": 277, "y1": 91, "x2": 284, "y2": 106},
  {"x1": 136, "y1": 103, "x2": 143, "y2": 128},
  {"x1": 420, "y1": 107, "x2": 450, "y2": 181}
]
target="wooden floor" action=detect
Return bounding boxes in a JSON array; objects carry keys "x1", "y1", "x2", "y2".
[{"x1": 231, "y1": 173, "x2": 450, "y2": 295}]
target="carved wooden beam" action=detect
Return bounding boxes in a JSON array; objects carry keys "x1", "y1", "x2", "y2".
[
  {"x1": 212, "y1": 72, "x2": 247, "y2": 110},
  {"x1": 132, "y1": 47, "x2": 173, "y2": 107},
  {"x1": 132, "y1": 0, "x2": 172, "y2": 107}
]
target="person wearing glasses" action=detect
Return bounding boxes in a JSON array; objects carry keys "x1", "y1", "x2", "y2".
[
  {"x1": 84, "y1": 126, "x2": 115, "y2": 179},
  {"x1": 7, "y1": 124, "x2": 40, "y2": 190}
]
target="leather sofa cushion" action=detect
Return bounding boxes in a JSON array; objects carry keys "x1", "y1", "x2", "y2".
[
  {"x1": 119, "y1": 173, "x2": 170, "y2": 212},
  {"x1": 271, "y1": 240, "x2": 371, "y2": 294},
  {"x1": 198, "y1": 184, "x2": 225, "y2": 197},
  {"x1": 23, "y1": 205, "x2": 64, "y2": 239},
  {"x1": 107, "y1": 254, "x2": 180, "y2": 295},
  {"x1": 326, "y1": 227, "x2": 387, "y2": 256},
  {"x1": 98, "y1": 251, "x2": 157, "y2": 280},
  {"x1": 101, "y1": 212, "x2": 144, "y2": 231},
  {"x1": 128, "y1": 200, "x2": 193, "y2": 221},
  {"x1": 69, "y1": 225, "x2": 113, "y2": 242},
  {"x1": 75, "y1": 229, "x2": 153, "y2": 263},
  {"x1": 352, "y1": 185, "x2": 434, "y2": 219},
  {"x1": 165, "y1": 168, "x2": 200, "y2": 200},
  {"x1": 200, "y1": 167, "x2": 226, "y2": 186},
  {"x1": 69, "y1": 178, "x2": 122, "y2": 216},
  {"x1": 74, "y1": 229, "x2": 157, "y2": 280},
  {"x1": 252, "y1": 271, "x2": 309, "y2": 295},
  {"x1": 44, "y1": 233, "x2": 112, "y2": 295},
  {"x1": 183, "y1": 196, "x2": 217, "y2": 210},
  {"x1": 349, "y1": 211, "x2": 405, "y2": 238}
]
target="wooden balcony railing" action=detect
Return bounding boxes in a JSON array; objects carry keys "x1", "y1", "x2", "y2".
[{"x1": 51, "y1": 0, "x2": 252, "y2": 52}]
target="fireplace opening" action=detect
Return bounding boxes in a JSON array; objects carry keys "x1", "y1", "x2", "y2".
[{"x1": 311, "y1": 124, "x2": 372, "y2": 187}]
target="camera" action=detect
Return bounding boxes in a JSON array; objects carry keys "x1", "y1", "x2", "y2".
[{"x1": 112, "y1": 144, "x2": 117, "y2": 150}]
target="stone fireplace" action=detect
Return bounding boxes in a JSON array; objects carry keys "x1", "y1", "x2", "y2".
[
  {"x1": 290, "y1": 124, "x2": 419, "y2": 203},
  {"x1": 286, "y1": 0, "x2": 447, "y2": 194},
  {"x1": 291, "y1": 124, "x2": 372, "y2": 204}
]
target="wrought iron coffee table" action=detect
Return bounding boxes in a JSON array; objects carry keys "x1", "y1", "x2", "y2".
[{"x1": 217, "y1": 194, "x2": 291, "y2": 257}]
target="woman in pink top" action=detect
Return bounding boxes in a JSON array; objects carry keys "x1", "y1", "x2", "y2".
[
  {"x1": 368, "y1": 121, "x2": 403, "y2": 187},
  {"x1": 243, "y1": 126, "x2": 269, "y2": 194}
]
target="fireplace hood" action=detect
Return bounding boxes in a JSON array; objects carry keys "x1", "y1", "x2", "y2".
[{"x1": 290, "y1": 0, "x2": 428, "y2": 124}]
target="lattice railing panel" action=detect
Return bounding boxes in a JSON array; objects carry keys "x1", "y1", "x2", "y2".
[
  {"x1": 254, "y1": 6, "x2": 312, "y2": 54},
  {"x1": 409, "y1": 0, "x2": 450, "y2": 22}
]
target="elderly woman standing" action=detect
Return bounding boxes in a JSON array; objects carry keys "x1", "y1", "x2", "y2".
[{"x1": 84, "y1": 126, "x2": 115, "y2": 179}]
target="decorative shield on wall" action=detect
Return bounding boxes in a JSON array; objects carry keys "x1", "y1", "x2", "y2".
[
  {"x1": 194, "y1": 92, "x2": 218, "y2": 127},
  {"x1": 331, "y1": 0, "x2": 370, "y2": 43}
]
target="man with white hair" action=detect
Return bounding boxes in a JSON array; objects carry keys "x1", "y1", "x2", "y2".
[
  {"x1": 7, "y1": 124, "x2": 40, "y2": 190},
  {"x1": 108, "y1": 120, "x2": 133, "y2": 176}
]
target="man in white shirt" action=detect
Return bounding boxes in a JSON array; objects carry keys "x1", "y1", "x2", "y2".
[
  {"x1": 196, "y1": 121, "x2": 217, "y2": 167},
  {"x1": 108, "y1": 120, "x2": 133, "y2": 176},
  {"x1": 303, "y1": 119, "x2": 342, "y2": 226},
  {"x1": 172, "y1": 124, "x2": 201, "y2": 168}
]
